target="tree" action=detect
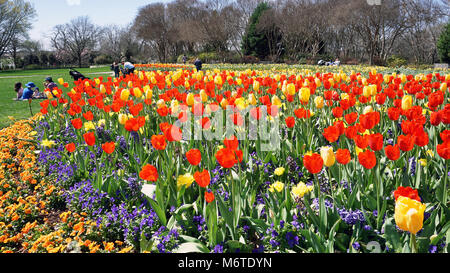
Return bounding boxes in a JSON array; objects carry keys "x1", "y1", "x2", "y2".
[
  {"x1": 437, "y1": 22, "x2": 450, "y2": 63},
  {"x1": 241, "y1": 2, "x2": 271, "y2": 59},
  {"x1": 50, "y1": 16, "x2": 102, "y2": 67},
  {"x1": 0, "y1": 0, "x2": 35, "y2": 59}
]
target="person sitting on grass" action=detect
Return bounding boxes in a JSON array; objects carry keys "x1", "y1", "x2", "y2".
[
  {"x1": 21, "y1": 82, "x2": 37, "y2": 100},
  {"x1": 44, "y1": 77, "x2": 58, "y2": 92},
  {"x1": 14, "y1": 82, "x2": 24, "y2": 100}
]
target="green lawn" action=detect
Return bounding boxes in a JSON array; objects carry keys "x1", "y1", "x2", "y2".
[{"x1": 0, "y1": 67, "x2": 113, "y2": 128}]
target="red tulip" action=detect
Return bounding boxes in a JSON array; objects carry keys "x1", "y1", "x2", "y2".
[
  {"x1": 194, "y1": 170, "x2": 211, "y2": 188},
  {"x1": 303, "y1": 153, "x2": 324, "y2": 174},
  {"x1": 385, "y1": 145, "x2": 400, "y2": 161},
  {"x1": 393, "y1": 186, "x2": 421, "y2": 202},
  {"x1": 186, "y1": 149, "x2": 202, "y2": 166},
  {"x1": 139, "y1": 164, "x2": 159, "y2": 182},
  {"x1": 285, "y1": 116, "x2": 296, "y2": 128},
  {"x1": 323, "y1": 125, "x2": 340, "y2": 143},
  {"x1": 336, "y1": 149, "x2": 351, "y2": 165},
  {"x1": 368, "y1": 133, "x2": 384, "y2": 151},
  {"x1": 102, "y1": 142, "x2": 116, "y2": 154},
  {"x1": 216, "y1": 148, "x2": 238, "y2": 168},
  {"x1": 358, "y1": 150, "x2": 377, "y2": 169},
  {"x1": 151, "y1": 135, "x2": 167, "y2": 150},
  {"x1": 83, "y1": 132, "x2": 96, "y2": 146},
  {"x1": 205, "y1": 191, "x2": 215, "y2": 203},
  {"x1": 65, "y1": 143, "x2": 76, "y2": 153},
  {"x1": 71, "y1": 118, "x2": 83, "y2": 130},
  {"x1": 397, "y1": 135, "x2": 415, "y2": 152},
  {"x1": 437, "y1": 141, "x2": 450, "y2": 160}
]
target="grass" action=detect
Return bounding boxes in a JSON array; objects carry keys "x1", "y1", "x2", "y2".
[{"x1": 0, "y1": 67, "x2": 113, "y2": 129}]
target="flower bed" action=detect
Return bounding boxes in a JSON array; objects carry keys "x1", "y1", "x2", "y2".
[{"x1": 1, "y1": 66, "x2": 449, "y2": 253}]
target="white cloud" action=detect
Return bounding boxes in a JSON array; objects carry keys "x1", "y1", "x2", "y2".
[{"x1": 66, "y1": 0, "x2": 81, "y2": 6}]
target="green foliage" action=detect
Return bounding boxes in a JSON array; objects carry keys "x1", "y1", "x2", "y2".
[
  {"x1": 94, "y1": 54, "x2": 113, "y2": 65},
  {"x1": 437, "y1": 22, "x2": 450, "y2": 63},
  {"x1": 241, "y1": 2, "x2": 271, "y2": 59},
  {"x1": 386, "y1": 55, "x2": 407, "y2": 67},
  {"x1": 197, "y1": 52, "x2": 220, "y2": 63}
]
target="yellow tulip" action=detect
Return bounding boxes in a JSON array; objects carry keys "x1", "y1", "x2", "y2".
[
  {"x1": 320, "y1": 146, "x2": 335, "y2": 167},
  {"x1": 314, "y1": 96, "x2": 324, "y2": 109},
  {"x1": 363, "y1": 86, "x2": 371, "y2": 98},
  {"x1": 248, "y1": 93, "x2": 257, "y2": 106},
  {"x1": 441, "y1": 83, "x2": 447, "y2": 93},
  {"x1": 200, "y1": 89, "x2": 208, "y2": 103},
  {"x1": 133, "y1": 87, "x2": 142, "y2": 98},
  {"x1": 401, "y1": 95, "x2": 413, "y2": 111},
  {"x1": 120, "y1": 89, "x2": 130, "y2": 101},
  {"x1": 394, "y1": 196, "x2": 426, "y2": 235},
  {"x1": 287, "y1": 83, "x2": 296, "y2": 95},
  {"x1": 99, "y1": 84, "x2": 106, "y2": 94},
  {"x1": 274, "y1": 167, "x2": 285, "y2": 176},
  {"x1": 271, "y1": 95, "x2": 282, "y2": 107},
  {"x1": 57, "y1": 78, "x2": 64, "y2": 85},
  {"x1": 186, "y1": 93, "x2": 195, "y2": 106},
  {"x1": 118, "y1": 114, "x2": 129, "y2": 125},
  {"x1": 269, "y1": 181, "x2": 285, "y2": 193},
  {"x1": 253, "y1": 80, "x2": 260, "y2": 92},
  {"x1": 291, "y1": 182, "x2": 314, "y2": 198},
  {"x1": 299, "y1": 87, "x2": 310, "y2": 103},
  {"x1": 177, "y1": 173, "x2": 195, "y2": 190}
]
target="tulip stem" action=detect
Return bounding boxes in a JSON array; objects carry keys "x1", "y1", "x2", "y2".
[
  {"x1": 443, "y1": 160, "x2": 448, "y2": 215},
  {"x1": 410, "y1": 233, "x2": 418, "y2": 253}
]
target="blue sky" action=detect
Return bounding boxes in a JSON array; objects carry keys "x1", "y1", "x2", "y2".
[{"x1": 28, "y1": 0, "x2": 171, "y2": 49}]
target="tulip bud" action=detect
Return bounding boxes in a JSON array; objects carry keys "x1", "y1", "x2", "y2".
[
  {"x1": 58, "y1": 78, "x2": 64, "y2": 85},
  {"x1": 320, "y1": 146, "x2": 336, "y2": 167}
]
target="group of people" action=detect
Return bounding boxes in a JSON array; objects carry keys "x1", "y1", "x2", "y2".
[
  {"x1": 111, "y1": 61, "x2": 135, "y2": 78},
  {"x1": 318, "y1": 58, "x2": 341, "y2": 66},
  {"x1": 14, "y1": 77, "x2": 57, "y2": 101}
]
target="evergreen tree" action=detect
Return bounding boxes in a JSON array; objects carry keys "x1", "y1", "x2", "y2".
[
  {"x1": 241, "y1": 2, "x2": 271, "y2": 59},
  {"x1": 437, "y1": 22, "x2": 450, "y2": 63}
]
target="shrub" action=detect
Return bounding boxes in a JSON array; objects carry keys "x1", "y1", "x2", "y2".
[
  {"x1": 23, "y1": 64, "x2": 41, "y2": 70},
  {"x1": 197, "y1": 52, "x2": 220, "y2": 63},
  {"x1": 241, "y1": 55, "x2": 260, "y2": 64},
  {"x1": 94, "y1": 55, "x2": 113, "y2": 65},
  {"x1": 386, "y1": 55, "x2": 407, "y2": 67}
]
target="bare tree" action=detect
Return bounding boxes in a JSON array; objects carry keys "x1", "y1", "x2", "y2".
[
  {"x1": 50, "y1": 16, "x2": 102, "y2": 67},
  {"x1": 0, "y1": 0, "x2": 35, "y2": 59}
]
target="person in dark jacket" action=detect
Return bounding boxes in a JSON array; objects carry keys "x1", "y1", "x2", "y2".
[
  {"x1": 194, "y1": 58, "x2": 202, "y2": 71},
  {"x1": 111, "y1": 62, "x2": 120, "y2": 78}
]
